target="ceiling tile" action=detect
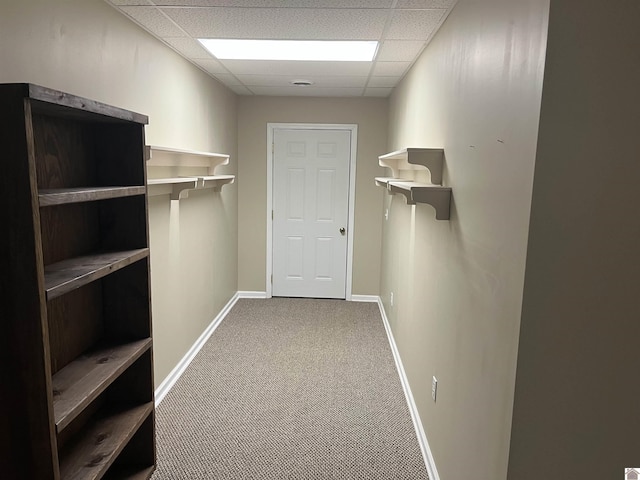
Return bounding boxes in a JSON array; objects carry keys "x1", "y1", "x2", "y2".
[
  {"x1": 192, "y1": 57, "x2": 229, "y2": 74},
  {"x1": 372, "y1": 61, "x2": 411, "y2": 76},
  {"x1": 108, "y1": 0, "x2": 152, "y2": 5},
  {"x1": 151, "y1": 0, "x2": 393, "y2": 6},
  {"x1": 120, "y1": 6, "x2": 186, "y2": 37},
  {"x1": 396, "y1": 0, "x2": 456, "y2": 8},
  {"x1": 364, "y1": 87, "x2": 394, "y2": 97},
  {"x1": 386, "y1": 9, "x2": 446, "y2": 40},
  {"x1": 235, "y1": 75, "x2": 368, "y2": 88},
  {"x1": 248, "y1": 86, "x2": 365, "y2": 97},
  {"x1": 376, "y1": 40, "x2": 425, "y2": 62},
  {"x1": 163, "y1": 37, "x2": 211, "y2": 58},
  {"x1": 211, "y1": 73, "x2": 242, "y2": 85},
  {"x1": 226, "y1": 84, "x2": 254, "y2": 95},
  {"x1": 220, "y1": 60, "x2": 372, "y2": 77},
  {"x1": 367, "y1": 76, "x2": 401, "y2": 88},
  {"x1": 161, "y1": 7, "x2": 388, "y2": 39}
]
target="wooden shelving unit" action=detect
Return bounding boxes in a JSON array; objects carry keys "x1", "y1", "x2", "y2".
[
  {"x1": 376, "y1": 148, "x2": 452, "y2": 220},
  {"x1": 0, "y1": 83, "x2": 155, "y2": 479},
  {"x1": 146, "y1": 145, "x2": 234, "y2": 199}
]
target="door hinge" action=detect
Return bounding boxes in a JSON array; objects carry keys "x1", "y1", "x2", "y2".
[
  {"x1": 272, "y1": 142, "x2": 274, "y2": 155},
  {"x1": 272, "y1": 210, "x2": 274, "y2": 220},
  {"x1": 270, "y1": 274, "x2": 273, "y2": 284}
]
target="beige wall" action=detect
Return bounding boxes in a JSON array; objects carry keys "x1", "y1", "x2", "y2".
[
  {"x1": 237, "y1": 96, "x2": 387, "y2": 296},
  {"x1": 508, "y1": 1, "x2": 640, "y2": 478},
  {"x1": 0, "y1": 0, "x2": 238, "y2": 386},
  {"x1": 9, "y1": 1, "x2": 637, "y2": 477},
  {"x1": 384, "y1": 0, "x2": 549, "y2": 478}
]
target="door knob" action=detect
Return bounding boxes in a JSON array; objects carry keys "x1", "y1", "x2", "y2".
[{"x1": 340, "y1": 227, "x2": 346, "y2": 236}]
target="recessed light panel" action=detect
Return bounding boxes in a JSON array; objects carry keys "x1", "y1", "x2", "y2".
[{"x1": 198, "y1": 39, "x2": 378, "y2": 62}]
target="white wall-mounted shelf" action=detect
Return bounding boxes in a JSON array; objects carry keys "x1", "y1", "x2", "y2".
[
  {"x1": 376, "y1": 148, "x2": 451, "y2": 220},
  {"x1": 374, "y1": 177, "x2": 397, "y2": 188},
  {"x1": 200, "y1": 174, "x2": 235, "y2": 191},
  {"x1": 383, "y1": 180, "x2": 451, "y2": 220},
  {"x1": 147, "y1": 175, "x2": 235, "y2": 200},
  {"x1": 146, "y1": 145, "x2": 230, "y2": 175},
  {"x1": 378, "y1": 148, "x2": 444, "y2": 184},
  {"x1": 146, "y1": 145, "x2": 235, "y2": 200},
  {"x1": 147, "y1": 177, "x2": 198, "y2": 200}
]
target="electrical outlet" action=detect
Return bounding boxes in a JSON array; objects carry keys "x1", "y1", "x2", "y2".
[
  {"x1": 390, "y1": 292, "x2": 394, "y2": 307},
  {"x1": 432, "y1": 376, "x2": 438, "y2": 402}
]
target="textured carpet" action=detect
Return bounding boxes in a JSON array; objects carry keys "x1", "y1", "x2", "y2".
[{"x1": 152, "y1": 298, "x2": 428, "y2": 479}]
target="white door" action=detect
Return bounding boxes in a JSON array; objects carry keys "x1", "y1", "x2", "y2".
[{"x1": 272, "y1": 128, "x2": 351, "y2": 298}]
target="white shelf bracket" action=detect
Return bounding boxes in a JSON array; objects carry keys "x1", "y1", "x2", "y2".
[
  {"x1": 378, "y1": 148, "x2": 444, "y2": 185},
  {"x1": 375, "y1": 147, "x2": 452, "y2": 220},
  {"x1": 388, "y1": 182, "x2": 416, "y2": 205},
  {"x1": 412, "y1": 187, "x2": 451, "y2": 220}
]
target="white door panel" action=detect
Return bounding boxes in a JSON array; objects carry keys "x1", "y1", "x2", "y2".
[
  {"x1": 314, "y1": 237, "x2": 330, "y2": 277},
  {"x1": 286, "y1": 168, "x2": 305, "y2": 220},
  {"x1": 273, "y1": 128, "x2": 351, "y2": 298},
  {"x1": 316, "y1": 169, "x2": 336, "y2": 221}
]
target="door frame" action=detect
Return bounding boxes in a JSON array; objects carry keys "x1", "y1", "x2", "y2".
[{"x1": 266, "y1": 123, "x2": 358, "y2": 299}]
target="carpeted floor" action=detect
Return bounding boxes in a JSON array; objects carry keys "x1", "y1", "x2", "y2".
[{"x1": 152, "y1": 298, "x2": 428, "y2": 479}]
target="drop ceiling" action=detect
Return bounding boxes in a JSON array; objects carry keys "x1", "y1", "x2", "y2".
[{"x1": 105, "y1": 0, "x2": 457, "y2": 97}]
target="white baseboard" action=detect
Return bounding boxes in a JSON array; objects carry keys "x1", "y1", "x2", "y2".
[
  {"x1": 350, "y1": 294, "x2": 380, "y2": 302},
  {"x1": 154, "y1": 292, "x2": 240, "y2": 406},
  {"x1": 237, "y1": 291, "x2": 268, "y2": 299},
  {"x1": 376, "y1": 297, "x2": 441, "y2": 480},
  {"x1": 237, "y1": 292, "x2": 376, "y2": 301}
]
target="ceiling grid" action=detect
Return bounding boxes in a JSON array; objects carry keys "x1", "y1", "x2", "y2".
[{"x1": 106, "y1": 0, "x2": 458, "y2": 97}]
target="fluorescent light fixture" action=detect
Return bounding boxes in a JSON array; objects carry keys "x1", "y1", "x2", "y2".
[{"x1": 198, "y1": 39, "x2": 378, "y2": 62}]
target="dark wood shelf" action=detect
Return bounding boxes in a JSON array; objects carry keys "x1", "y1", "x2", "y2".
[
  {"x1": 59, "y1": 402, "x2": 153, "y2": 480},
  {"x1": 44, "y1": 249, "x2": 149, "y2": 300},
  {"x1": 52, "y1": 339, "x2": 152, "y2": 433},
  {"x1": 104, "y1": 465, "x2": 155, "y2": 480},
  {"x1": 39, "y1": 186, "x2": 146, "y2": 207},
  {"x1": 25, "y1": 83, "x2": 148, "y2": 124}
]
